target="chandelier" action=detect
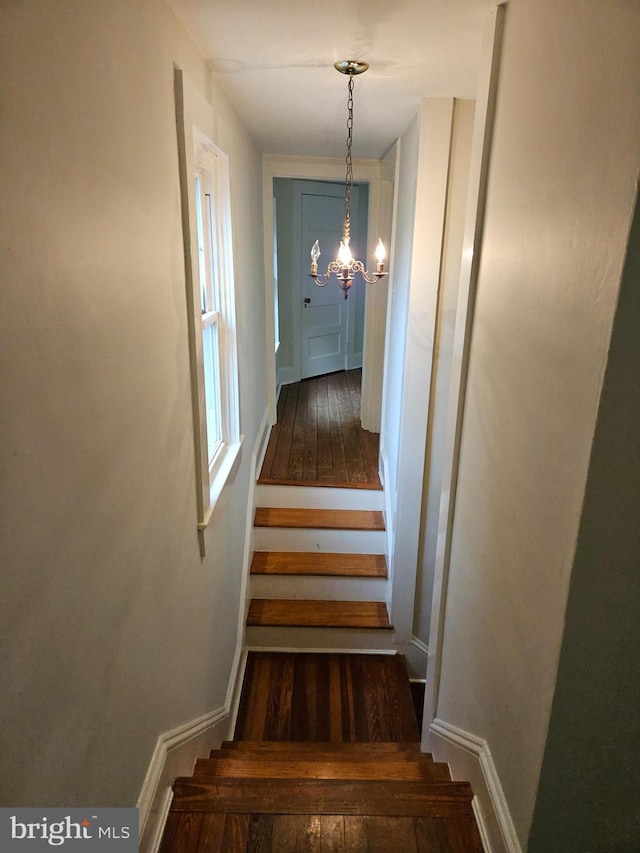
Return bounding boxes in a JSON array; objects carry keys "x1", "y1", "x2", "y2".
[{"x1": 309, "y1": 60, "x2": 388, "y2": 300}]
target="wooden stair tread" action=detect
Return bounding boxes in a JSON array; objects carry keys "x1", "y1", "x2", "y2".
[
  {"x1": 250, "y1": 551, "x2": 387, "y2": 577},
  {"x1": 218, "y1": 742, "x2": 429, "y2": 760},
  {"x1": 254, "y1": 507, "x2": 385, "y2": 531},
  {"x1": 171, "y1": 778, "x2": 474, "y2": 816},
  {"x1": 161, "y1": 811, "x2": 483, "y2": 853},
  {"x1": 193, "y1": 757, "x2": 450, "y2": 781},
  {"x1": 247, "y1": 599, "x2": 392, "y2": 629}
]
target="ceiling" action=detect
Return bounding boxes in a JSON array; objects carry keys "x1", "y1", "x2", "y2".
[{"x1": 167, "y1": 0, "x2": 494, "y2": 160}]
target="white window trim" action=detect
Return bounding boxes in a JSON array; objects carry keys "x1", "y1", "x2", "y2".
[
  {"x1": 272, "y1": 195, "x2": 280, "y2": 354},
  {"x1": 186, "y1": 128, "x2": 242, "y2": 544}
]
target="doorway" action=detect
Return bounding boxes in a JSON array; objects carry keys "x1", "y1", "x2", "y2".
[{"x1": 273, "y1": 178, "x2": 369, "y2": 384}]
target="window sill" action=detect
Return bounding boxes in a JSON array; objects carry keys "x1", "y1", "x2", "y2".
[{"x1": 197, "y1": 437, "x2": 244, "y2": 549}]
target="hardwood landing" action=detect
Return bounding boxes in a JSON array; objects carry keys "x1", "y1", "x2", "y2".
[
  {"x1": 160, "y1": 655, "x2": 484, "y2": 851},
  {"x1": 234, "y1": 653, "x2": 419, "y2": 743},
  {"x1": 258, "y1": 370, "x2": 382, "y2": 489}
]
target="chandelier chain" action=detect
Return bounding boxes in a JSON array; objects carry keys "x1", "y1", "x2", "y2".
[
  {"x1": 343, "y1": 73, "x2": 354, "y2": 242},
  {"x1": 308, "y1": 61, "x2": 387, "y2": 299}
]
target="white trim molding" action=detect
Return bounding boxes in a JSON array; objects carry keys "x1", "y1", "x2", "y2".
[
  {"x1": 137, "y1": 705, "x2": 230, "y2": 853},
  {"x1": 429, "y1": 718, "x2": 522, "y2": 853},
  {"x1": 411, "y1": 636, "x2": 429, "y2": 658}
]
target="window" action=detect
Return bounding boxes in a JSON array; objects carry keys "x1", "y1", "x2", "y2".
[{"x1": 187, "y1": 130, "x2": 241, "y2": 542}]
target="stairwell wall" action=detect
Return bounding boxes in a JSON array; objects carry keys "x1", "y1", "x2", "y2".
[
  {"x1": 528, "y1": 189, "x2": 640, "y2": 851},
  {"x1": 0, "y1": 0, "x2": 266, "y2": 809},
  {"x1": 380, "y1": 99, "x2": 475, "y2": 657},
  {"x1": 429, "y1": 0, "x2": 640, "y2": 847}
]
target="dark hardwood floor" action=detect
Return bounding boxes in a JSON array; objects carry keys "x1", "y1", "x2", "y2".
[
  {"x1": 258, "y1": 370, "x2": 382, "y2": 489},
  {"x1": 234, "y1": 652, "x2": 420, "y2": 743}
]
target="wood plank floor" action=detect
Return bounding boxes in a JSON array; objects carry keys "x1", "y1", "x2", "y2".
[
  {"x1": 234, "y1": 653, "x2": 420, "y2": 743},
  {"x1": 160, "y1": 654, "x2": 484, "y2": 851},
  {"x1": 161, "y1": 810, "x2": 483, "y2": 851},
  {"x1": 258, "y1": 369, "x2": 382, "y2": 489}
]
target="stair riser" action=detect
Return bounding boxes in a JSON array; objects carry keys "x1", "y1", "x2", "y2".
[
  {"x1": 191, "y1": 763, "x2": 450, "y2": 781},
  {"x1": 170, "y1": 778, "x2": 474, "y2": 815},
  {"x1": 255, "y1": 484, "x2": 384, "y2": 511},
  {"x1": 246, "y1": 625, "x2": 396, "y2": 652},
  {"x1": 250, "y1": 575, "x2": 387, "y2": 602},
  {"x1": 253, "y1": 528, "x2": 386, "y2": 553}
]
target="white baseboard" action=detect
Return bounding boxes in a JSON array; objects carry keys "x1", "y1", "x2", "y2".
[
  {"x1": 138, "y1": 636, "x2": 248, "y2": 852},
  {"x1": 137, "y1": 705, "x2": 230, "y2": 853},
  {"x1": 226, "y1": 648, "x2": 248, "y2": 739},
  {"x1": 253, "y1": 407, "x2": 272, "y2": 477},
  {"x1": 383, "y1": 636, "x2": 428, "y2": 680},
  {"x1": 428, "y1": 718, "x2": 522, "y2": 853}
]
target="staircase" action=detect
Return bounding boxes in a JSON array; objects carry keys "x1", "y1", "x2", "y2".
[
  {"x1": 246, "y1": 484, "x2": 392, "y2": 651},
  {"x1": 161, "y1": 741, "x2": 483, "y2": 851}
]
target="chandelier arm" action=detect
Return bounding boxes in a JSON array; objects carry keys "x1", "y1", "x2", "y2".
[
  {"x1": 310, "y1": 260, "x2": 344, "y2": 287},
  {"x1": 309, "y1": 273, "x2": 332, "y2": 287},
  {"x1": 360, "y1": 270, "x2": 389, "y2": 284},
  {"x1": 348, "y1": 259, "x2": 388, "y2": 284}
]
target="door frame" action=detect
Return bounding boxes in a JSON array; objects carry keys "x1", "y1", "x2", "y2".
[{"x1": 262, "y1": 156, "x2": 384, "y2": 427}]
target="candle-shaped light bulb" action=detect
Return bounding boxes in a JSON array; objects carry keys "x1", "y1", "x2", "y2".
[
  {"x1": 310, "y1": 239, "x2": 320, "y2": 274},
  {"x1": 375, "y1": 238, "x2": 386, "y2": 263},
  {"x1": 338, "y1": 239, "x2": 352, "y2": 266}
]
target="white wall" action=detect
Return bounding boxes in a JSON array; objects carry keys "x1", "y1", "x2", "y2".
[
  {"x1": 528, "y1": 191, "x2": 640, "y2": 850},
  {"x1": 431, "y1": 0, "x2": 640, "y2": 845},
  {"x1": 0, "y1": 0, "x2": 266, "y2": 807},
  {"x1": 381, "y1": 99, "x2": 474, "y2": 652},
  {"x1": 380, "y1": 118, "x2": 418, "y2": 510},
  {"x1": 413, "y1": 99, "x2": 475, "y2": 645}
]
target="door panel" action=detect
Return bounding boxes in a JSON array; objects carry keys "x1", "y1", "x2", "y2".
[{"x1": 300, "y1": 186, "x2": 347, "y2": 378}]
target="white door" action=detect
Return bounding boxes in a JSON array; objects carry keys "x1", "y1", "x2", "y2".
[
  {"x1": 300, "y1": 183, "x2": 348, "y2": 378},
  {"x1": 298, "y1": 181, "x2": 367, "y2": 379}
]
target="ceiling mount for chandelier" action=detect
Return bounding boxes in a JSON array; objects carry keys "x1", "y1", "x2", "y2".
[{"x1": 309, "y1": 60, "x2": 388, "y2": 300}]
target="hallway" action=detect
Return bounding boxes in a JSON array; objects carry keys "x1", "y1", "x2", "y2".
[{"x1": 258, "y1": 370, "x2": 381, "y2": 489}]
